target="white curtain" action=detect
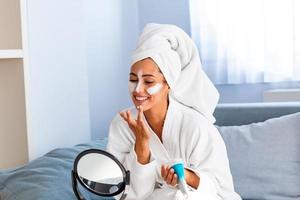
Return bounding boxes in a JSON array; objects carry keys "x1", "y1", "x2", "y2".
[{"x1": 190, "y1": 0, "x2": 300, "y2": 84}]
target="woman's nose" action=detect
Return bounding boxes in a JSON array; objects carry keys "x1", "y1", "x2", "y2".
[
  {"x1": 135, "y1": 81, "x2": 145, "y2": 93},
  {"x1": 129, "y1": 81, "x2": 147, "y2": 93}
]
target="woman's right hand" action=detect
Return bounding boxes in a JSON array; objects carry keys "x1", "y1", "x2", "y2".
[{"x1": 120, "y1": 105, "x2": 151, "y2": 164}]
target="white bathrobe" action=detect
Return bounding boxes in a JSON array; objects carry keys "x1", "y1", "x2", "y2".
[{"x1": 107, "y1": 99, "x2": 241, "y2": 200}]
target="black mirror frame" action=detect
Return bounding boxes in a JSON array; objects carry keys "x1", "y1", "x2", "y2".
[{"x1": 72, "y1": 149, "x2": 130, "y2": 200}]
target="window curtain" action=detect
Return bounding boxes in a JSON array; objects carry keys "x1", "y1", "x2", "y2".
[{"x1": 190, "y1": 0, "x2": 300, "y2": 84}]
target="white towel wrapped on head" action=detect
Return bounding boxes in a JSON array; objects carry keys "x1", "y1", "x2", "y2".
[{"x1": 131, "y1": 23, "x2": 219, "y2": 123}]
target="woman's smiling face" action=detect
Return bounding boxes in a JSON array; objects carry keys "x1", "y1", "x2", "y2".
[{"x1": 129, "y1": 58, "x2": 169, "y2": 111}]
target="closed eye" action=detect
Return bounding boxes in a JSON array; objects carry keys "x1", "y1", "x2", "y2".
[{"x1": 144, "y1": 81, "x2": 155, "y2": 84}]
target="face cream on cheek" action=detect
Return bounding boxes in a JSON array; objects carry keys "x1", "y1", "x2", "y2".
[
  {"x1": 147, "y1": 83, "x2": 163, "y2": 95},
  {"x1": 128, "y1": 82, "x2": 137, "y2": 93}
]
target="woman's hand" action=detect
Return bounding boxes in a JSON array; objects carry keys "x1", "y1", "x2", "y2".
[
  {"x1": 120, "y1": 106, "x2": 151, "y2": 164},
  {"x1": 161, "y1": 165, "x2": 178, "y2": 186},
  {"x1": 161, "y1": 165, "x2": 200, "y2": 189}
]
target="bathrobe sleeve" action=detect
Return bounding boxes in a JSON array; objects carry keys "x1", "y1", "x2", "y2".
[
  {"x1": 106, "y1": 114, "x2": 157, "y2": 200},
  {"x1": 185, "y1": 119, "x2": 241, "y2": 200}
]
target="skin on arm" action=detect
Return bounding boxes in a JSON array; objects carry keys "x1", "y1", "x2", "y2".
[
  {"x1": 184, "y1": 168, "x2": 200, "y2": 189},
  {"x1": 120, "y1": 105, "x2": 151, "y2": 165}
]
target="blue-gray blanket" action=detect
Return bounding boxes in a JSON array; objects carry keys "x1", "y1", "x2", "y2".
[{"x1": 0, "y1": 139, "x2": 113, "y2": 200}]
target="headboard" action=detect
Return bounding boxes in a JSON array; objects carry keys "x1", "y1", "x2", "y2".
[{"x1": 214, "y1": 102, "x2": 300, "y2": 126}]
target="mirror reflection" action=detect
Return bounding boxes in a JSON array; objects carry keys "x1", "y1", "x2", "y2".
[{"x1": 77, "y1": 153, "x2": 123, "y2": 194}]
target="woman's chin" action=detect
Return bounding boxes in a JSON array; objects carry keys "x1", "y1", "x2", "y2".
[{"x1": 133, "y1": 101, "x2": 151, "y2": 111}]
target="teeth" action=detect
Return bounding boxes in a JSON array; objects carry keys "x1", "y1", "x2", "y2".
[{"x1": 135, "y1": 96, "x2": 148, "y2": 101}]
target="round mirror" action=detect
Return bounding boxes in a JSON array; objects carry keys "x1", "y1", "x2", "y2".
[{"x1": 72, "y1": 149, "x2": 130, "y2": 200}]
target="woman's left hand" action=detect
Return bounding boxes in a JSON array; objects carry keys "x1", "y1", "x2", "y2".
[
  {"x1": 161, "y1": 164, "x2": 178, "y2": 186},
  {"x1": 161, "y1": 165, "x2": 200, "y2": 189}
]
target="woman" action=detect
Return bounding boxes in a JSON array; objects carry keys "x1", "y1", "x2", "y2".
[{"x1": 107, "y1": 23, "x2": 241, "y2": 200}]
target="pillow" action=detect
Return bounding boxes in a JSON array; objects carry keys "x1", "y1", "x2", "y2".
[
  {"x1": 0, "y1": 139, "x2": 113, "y2": 200},
  {"x1": 217, "y1": 112, "x2": 300, "y2": 200}
]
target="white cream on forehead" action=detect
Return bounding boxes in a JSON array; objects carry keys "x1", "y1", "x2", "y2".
[{"x1": 128, "y1": 70, "x2": 163, "y2": 95}]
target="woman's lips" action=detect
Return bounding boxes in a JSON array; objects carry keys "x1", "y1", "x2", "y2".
[{"x1": 134, "y1": 95, "x2": 149, "y2": 102}]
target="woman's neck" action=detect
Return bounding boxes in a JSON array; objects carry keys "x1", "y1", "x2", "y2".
[{"x1": 143, "y1": 99, "x2": 169, "y2": 138}]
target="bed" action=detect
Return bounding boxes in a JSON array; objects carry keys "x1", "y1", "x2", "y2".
[
  {"x1": 1, "y1": 102, "x2": 300, "y2": 200},
  {"x1": 0, "y1": 140, "x2": 111, "y2": 200}
]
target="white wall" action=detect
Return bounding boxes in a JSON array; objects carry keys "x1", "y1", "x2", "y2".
[
  {"x1": 26, "y1": 0, "x2": 91, "y2": 160},
  {"x1": 137, "y1": 0, "x2": 191, "y2": 34},
  {"x1": 23, "y1": 0, "x2": 140, "y2": 160},
  {"x1": 84, "y1": 0, "x2": 138, "y2": 139}
]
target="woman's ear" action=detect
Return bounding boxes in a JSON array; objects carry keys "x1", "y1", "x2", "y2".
[
  {"x1": 163, "y1": 80, "x2": 170, "y2": 88},
  {"x1": 166, "y1": 83, "x2": 170, "y2": 91},
  {"x1": 167, "y1": 83, "x2": 170, "y2": 89}
]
